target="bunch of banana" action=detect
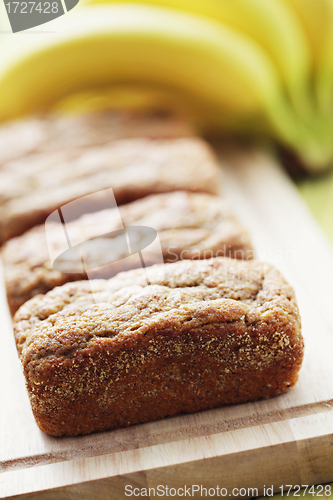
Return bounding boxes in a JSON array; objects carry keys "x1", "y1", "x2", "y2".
[
  {"x1": 0, "y1": 0, "x2": 332, "y2": 172},
  {"x1": 78, "y1": 0, "x2": 312, "y2": 116}
]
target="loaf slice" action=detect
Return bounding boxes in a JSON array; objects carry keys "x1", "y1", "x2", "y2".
[
  {"x1": 0, "y1": 110, "x2": 194, "y2": 167},
  {"x1": 2, "y1": 192, "x2": 254, "y2": 315},
  {"x1": 0, "y1": 137, "x2": 220, "y2": 244},
  {"x1": 13, "y1": 257, "x2": 304, "y2": 437}
]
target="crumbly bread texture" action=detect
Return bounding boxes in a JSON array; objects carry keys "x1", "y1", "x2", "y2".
[
  {"x1": 0, "y1": 110, "x2": 194, "y2": 166},
  {"x1": 2, "y1": 192, "x2": 254, "y2": 316},
  {"x1": 0, "y1": 137, "x2": 220, "y2": 244},
  {"x1": 13, "y1": 257, "x2": 304, "y2": 437}
]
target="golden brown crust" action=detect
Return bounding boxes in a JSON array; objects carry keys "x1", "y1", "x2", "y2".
[
  {"x1": 0, "y1": 137, "x2": 220, "y2": 244},
  {"x1": 13, "y1": 257, "x2": 304, "y2": 437},
  {"x1": 2, "y1": 192, "x2": 254, "y2": 315}
]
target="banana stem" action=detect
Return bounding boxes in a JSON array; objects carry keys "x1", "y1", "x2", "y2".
[{"x1": 263, "y1": 89, "x2": 333, "y2": 173}]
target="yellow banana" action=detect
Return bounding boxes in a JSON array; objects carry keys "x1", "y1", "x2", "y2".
[
  {"x1": 53, "y1": 84, "x2": 257, "y2": 136},
  {"x1": 78, "y1": 0, "x2": 312, "y2": 115},
  {"x1": 283, "y1": 0, "x2": 333, "y2": 113},
  {"x1": 0, "y1": 4, "x2": 329, "y2": 170},
  {"x1": 283, "y1": 0, "x2": 331, "y2": 66},
  {"x1": 316, "y1": 1, "x2": 333, "y2": 113},
  {"x1": 0, "y1": 6, "x2": 290, "y2": 121}
]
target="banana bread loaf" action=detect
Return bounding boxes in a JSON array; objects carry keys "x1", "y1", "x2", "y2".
[
  {"x1": 0, "y1": 110, "x2": 194, "y2": 167},
  {"x1": 13, "y1": 257, "x2": 304, "y2": 437},
  {"x1": 0, "y1": 137, "x2": 220, "y2": 244},
  {"x1": 2, "y1": 191, "x2": 254, "y2": 315}
]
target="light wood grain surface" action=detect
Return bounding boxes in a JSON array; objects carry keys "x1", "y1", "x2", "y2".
[{"x1": 1, "y1": 145, "x2": 333, "y2": 499}]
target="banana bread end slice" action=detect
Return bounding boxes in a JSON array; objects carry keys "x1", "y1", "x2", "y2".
[{"x1": 13, "y1": 257, "x2": 304, "y2": 436}]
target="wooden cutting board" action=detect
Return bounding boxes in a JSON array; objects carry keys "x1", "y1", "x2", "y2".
[{"x1": 1, "y1": 144, "x2": 333, "y2": 499}]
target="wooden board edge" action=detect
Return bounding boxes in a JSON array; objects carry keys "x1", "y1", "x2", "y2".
[
  {"x1": 3, "y1": 427, "x2": 333, "y2": 500},
  {"x1": 2, "y1": 409, "x2": 333, "y2": 499},
  {"x1": 2, "y1": 398, "x2": 333, "y2": 474}
]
